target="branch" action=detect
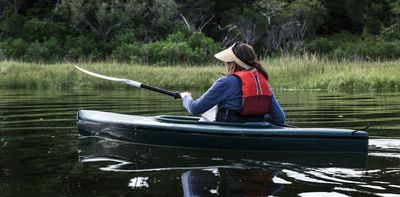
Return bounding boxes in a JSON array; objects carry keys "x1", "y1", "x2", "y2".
[
  {"x1": 104, "y1": 22, "x2": 122, "y2": 42},
  {"x1": 221, "y1": 32, "x2": 240, "y2": 48},
  {"x1": 179, "y1": 14, "x2": 192, "y2": 31},
  {"x1": 198, "y1": 13, "x2": 215, "y2": 32}
]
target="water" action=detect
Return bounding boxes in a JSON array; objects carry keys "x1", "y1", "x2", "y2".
[{"x1": 0, "y1": 89, "x2": 400, "y2": 196}]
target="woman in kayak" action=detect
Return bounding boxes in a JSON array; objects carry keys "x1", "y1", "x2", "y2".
[{"x1": 180, "y1": 42, "x2": 285, "y2": 125}]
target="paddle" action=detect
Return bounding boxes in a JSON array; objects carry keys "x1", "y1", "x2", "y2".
[{"x1": 75, "y1": 66, "x2": 181, "y2": 99}]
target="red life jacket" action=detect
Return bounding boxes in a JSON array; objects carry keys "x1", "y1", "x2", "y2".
[{"x1": 233, "y1": 70, "x2": 272, "y2": 116}]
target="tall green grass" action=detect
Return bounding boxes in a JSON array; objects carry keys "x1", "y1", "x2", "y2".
[
  {"x1": 0, "y1": 56, "x2": 399, "y2": 91},
  {"x1": 266, "y1": 55, "x2": 400, "y2": 91}
]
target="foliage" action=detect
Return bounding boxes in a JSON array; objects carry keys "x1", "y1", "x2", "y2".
[
  {"x1": 379, "y1": 24, "x2": 400, "y2": 41},
  {"x1": 0, "y1": 0, "x2": 400, "y2": 62},
  {"x1": 0, "y1": 38, "x2": 29, "y2": 59},
  {"x1": 306, "y1": 32, "x2": 400, "y2": 60},
  {"x1": 111, "y1": 31, "x2": 220, "y2": 64}
]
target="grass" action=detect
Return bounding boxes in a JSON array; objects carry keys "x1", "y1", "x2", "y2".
[
  {"x1": 266, "y1": 55, "x2": 400, "y2": 91},
  {"x1": 0, "y1": 55, "x2": 399, "y2": 91}
]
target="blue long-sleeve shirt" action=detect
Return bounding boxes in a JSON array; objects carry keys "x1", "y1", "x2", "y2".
[{"x1": 182, "y1": 75, "x2": 286, "y2": 125}]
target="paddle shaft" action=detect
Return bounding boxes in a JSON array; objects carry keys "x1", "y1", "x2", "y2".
[{"x1": 140, "y1": 83, "x2": 181, "y2": 99}]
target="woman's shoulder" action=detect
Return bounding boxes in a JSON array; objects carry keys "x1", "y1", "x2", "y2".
[
  {"x1": 216, "y1": 75, "x2": 240, "y2": 83},
  {"x1": 212, "y1": 75, "x2": 240, "y2": 89}
]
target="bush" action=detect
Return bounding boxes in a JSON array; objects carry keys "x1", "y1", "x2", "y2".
[
  {"x1": 0, "y1": 15, "x2": 26, "y2": 38},
  {"x1": 305, "y1": 37, "x2": 335, "y2": 54},
  {"x1": 111, "y1": 31, "x2": 221, "y2": 64},
  {"x1": 379, "y1": 24, "x2": 400, "y2": 41},
  {"x1": 63, "y1": 36, "x2": 101, "y2": 61},
  {"x1": 22, "y1": 18, "x2": 66, "y2": 42},
  {"x1": 305, "y1": 32, "x2": 361, "y2": 55},
  {"x1": 359, "y1": 40, "x2": 400, "y2": 59},
  {"x1": 0, "y1": 38, "x2": 29, "y2": 59},
  {"x1": 111, "y1": 43, "x2": 142, "y2": 62},
  {"x1": 24, "y1": 38, "x2": 64, "y2": 62},
  {"x1": 187, "y1": 32, "x2": 220, "y2": 62},
  {"x1": 143, "y1": 40, "x2": 193, "y2": 64},
  {"x1": 143, "y1": 32, "x2": 220, "y2": 64},
  {"x1": 305, "y1": 31, "x2": 400, "y2": 60}
]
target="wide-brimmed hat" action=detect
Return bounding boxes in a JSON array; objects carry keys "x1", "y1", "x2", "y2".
[{"x1": 214, "y1": 43, "x2": 251, "y2": 70}]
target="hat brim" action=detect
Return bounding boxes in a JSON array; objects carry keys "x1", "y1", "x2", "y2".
[
  {"x1": 214, "y1": 46, "x2": 235, "y2": 62},
  {"x1": 214, "y1": 45, "x2": 250, "y2": 70}
]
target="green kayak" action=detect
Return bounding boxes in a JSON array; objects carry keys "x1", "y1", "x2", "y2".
[{"x1": 77, "y1": 110, "x2": 369, "y2": 153}]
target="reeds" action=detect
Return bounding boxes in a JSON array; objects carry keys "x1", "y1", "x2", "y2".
[{"x1": 0, "y1": 56, "x2": 399, "y2": 91}]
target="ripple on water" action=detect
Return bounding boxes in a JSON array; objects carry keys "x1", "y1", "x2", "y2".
[
  {"x1": 298, "y1": 192, "x2": 350, "y2": 197},
  {"x1": 369, "y1": 139, "x2": 400, "y2": 150}
]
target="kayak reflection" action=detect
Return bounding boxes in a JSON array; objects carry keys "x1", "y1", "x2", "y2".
[
  {"x1": 181, "y1": 168, "x2": 283, "y2": 197},
  {"x1": 78, "y1": 137, "x2": 368, "y2": 171}
]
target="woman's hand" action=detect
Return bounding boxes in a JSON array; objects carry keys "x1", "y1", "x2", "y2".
[{"x1": 180, "y1": 92, "x2": 192, "y2": 99}]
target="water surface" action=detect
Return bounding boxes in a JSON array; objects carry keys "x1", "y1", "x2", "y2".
[{"x1": 0, "y1": 89, "x2": 399, "y2": 196}]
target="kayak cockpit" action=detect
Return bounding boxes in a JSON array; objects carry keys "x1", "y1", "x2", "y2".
[{"x1": 155, "y1": 115, "x2": 275, "y2": 128}]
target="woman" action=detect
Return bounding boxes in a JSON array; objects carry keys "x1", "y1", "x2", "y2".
[{"x1": 180, "y1": 42, "x2": 285, "y2": 125}]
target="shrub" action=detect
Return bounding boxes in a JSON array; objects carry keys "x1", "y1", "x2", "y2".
[
  {"x1": 63, "y1": 36, "x2": 101, "y2": 61},
  {"x1": 0, "y1": 38, "x2": 29, "y2": 59},
  {"x1": 144, "y1": 32, "x2": 220, "y2": 64},
  {"x1": 305, "y1": 37, "x2": 335, "y2": 54},
  {"x1": 24, "y1": 38, "x2": 64, "y2": 62},
  {"x1": 187, "y1": 32, "x2": 220, "y2": 62},
  {"x1": 379, "y1": 24, "x2": 400, "y2": 41},
  {"x1": 112, "y1": 31, "x2": 221, "y2": 64},
  {"x1": 143, "y1": 41, "x2": 193, "y2": 64},
  {"x1": 111, "y1": 43, "x2": 142, "y2": 62},
  {"x1": 22, "y1": 18, "x2": 66, "y2": 42},
  {"x1": 306, "y1": 31, "x2": 400, "y2": 60}
]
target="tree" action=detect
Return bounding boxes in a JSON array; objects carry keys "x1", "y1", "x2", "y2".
[
  {"x1": 176, "y1": 0, "x2": 215, "y2": 33},
  {"x1": 221, "y1": 5, "x2": 267, "y2": 47},
  {"x1": 0, "y1": 0, "x2": 5, "y2": 20},
  {"x1": 253, "y1": 0, "x2": 326, "y2": 54},
  {"x1": 55, "y1": 0, "x2": 144, "y2": 43},
  {"x1": 391, "y1": 0, "x2": 400, "y2": 23},
  {"x1": 144, "y1": 0, "x2": 178, "y2": 41}
]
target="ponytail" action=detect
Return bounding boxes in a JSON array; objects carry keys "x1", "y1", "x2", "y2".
[
  {"x1": 252, "y1": 61, "x2": 269, "y2": 81},
  {"x1": 231, "y1": 42, "x2": 269, "y2": 81}
]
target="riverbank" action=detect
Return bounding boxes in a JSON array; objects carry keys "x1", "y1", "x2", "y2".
[{"x1": 0, "y1": 56, "x2": 399, "y2": 91}]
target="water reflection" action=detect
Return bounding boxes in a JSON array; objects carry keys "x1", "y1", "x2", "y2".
[
  {"x1": 1, "y1": 89, "x2": 400, "y2": 196},
  {"x1": 77, "y1": 137, "x2": 372, "y2": 196}
]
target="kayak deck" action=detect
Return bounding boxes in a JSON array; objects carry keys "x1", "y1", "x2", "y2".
[{"x1": 77, "y1": 110, "x2": 369, "y2": 153}]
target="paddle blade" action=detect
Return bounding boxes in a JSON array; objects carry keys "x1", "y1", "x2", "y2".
[{"x1": 74, "y1": 65, "x2": 141, "y2": 88}]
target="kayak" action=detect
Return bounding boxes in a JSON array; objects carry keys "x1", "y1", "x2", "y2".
[{"x1": 77, "y1": 110, "x2": 369, "y2": 153}]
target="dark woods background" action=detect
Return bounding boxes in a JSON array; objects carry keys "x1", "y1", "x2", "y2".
[{"x1": 0, "y1": 0, "x2": 399, "y2": 64}]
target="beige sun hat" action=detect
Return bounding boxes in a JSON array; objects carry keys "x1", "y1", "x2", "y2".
[{"x1": 214, "y1": 43, "x2": 251, "y2": 70}]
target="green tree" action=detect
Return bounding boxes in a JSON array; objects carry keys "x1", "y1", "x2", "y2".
[
  {"x1": 143, "y1": 0, "x2": 178, "y2": 41},
  {"x1": 55, "y1": 0, "x2": 144, "y2": 43},
  {"x1": 176, "y1": 0, "x2": 215, "y2": 33}
]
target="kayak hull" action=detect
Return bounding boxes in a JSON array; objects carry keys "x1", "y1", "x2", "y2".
[{"x1": 77, "y1": 110, "x2": 369, "y2": 153}]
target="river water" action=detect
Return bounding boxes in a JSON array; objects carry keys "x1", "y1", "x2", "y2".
[{"x1": 0, "y1": 89, "x2": 399, "y2": 196}]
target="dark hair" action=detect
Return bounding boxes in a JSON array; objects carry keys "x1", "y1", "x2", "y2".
[{"x1": 232, "y1": 42, "x2": 269, "y2": 80}]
